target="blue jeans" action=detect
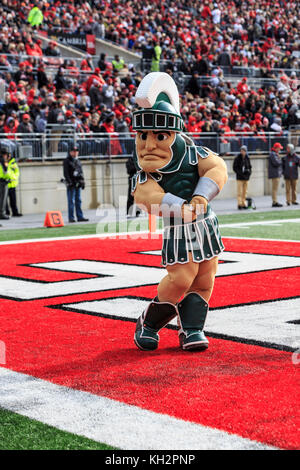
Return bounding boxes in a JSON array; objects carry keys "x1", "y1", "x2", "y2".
[{"x1": 67, "y1": 186, "x2": 84, "y2": 221}]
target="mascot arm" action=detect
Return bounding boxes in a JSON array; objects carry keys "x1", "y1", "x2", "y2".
[
  {"x1": 190, "y1": 152, "x2": 228, "y2": 213},
  {"x1": 134, "y1": 178, "x2": 165, "y2": 213},
  {"x1": 134, "y1": 178, "x2": 192, "y2": 221},
  {"x1": 197, "y1": 152, "x2": 228, "y2": 190}
]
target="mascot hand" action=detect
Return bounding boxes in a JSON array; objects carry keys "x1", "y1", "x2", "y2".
[
  {"x1": 181, "y1": 203, "x2": 197, "y2": 223},
  {"x1": 189, "y1": 196, "x2": 208, "y2": 215}
]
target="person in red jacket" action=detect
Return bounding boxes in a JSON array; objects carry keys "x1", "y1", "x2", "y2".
[
  {"x1": 220, "y1": 117, "x2": 234, "y2": 139},
  {"x1": 25, "y1": 39, "x2": 43, "y2": 57},
  {"x1": 8, "y1": 82, "x2": 18, "y2": 102},
  {"x1": 201, "y1": 2, "x2": 212, "y2": 19},
  {"x1": 186, "y1": 115, "x2": 199, "y2": 134},
  {"x1": 100, "y1": 115, "x2": 122, "y2": 156},
  {"x1": 3, "y1": 117, "x2": 18, "y2": 140},
  {"x1": 85, "y1": 68, "x2": 105, "y2": 92},
  {"x1": 237, "y1": 77, "x2": 248, "y2": 95},
  {"x1": 80, "y1": 58, "x2": 93, "y2": 72}
]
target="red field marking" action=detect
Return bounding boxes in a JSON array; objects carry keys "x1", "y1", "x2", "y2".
[
  {"x1": 0, "y1": 236, "x2": 299, "y2": 307},
  {"x1": 0, "y1": 304, "x2": 299, "y2": 450}
]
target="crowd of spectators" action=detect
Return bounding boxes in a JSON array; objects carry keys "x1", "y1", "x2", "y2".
[
  {"x1": 0, "y1": 0, "x2": 299, "y2": 158},
  {"x1": 0, "y1": 2, "x2": 141, "y2": 154},
  {"x1": 101, "y1": 0, "x2": 300, "y2": 74},
  {"x1": 4, "y1": 1, "x2": 300, "y2": 70}
]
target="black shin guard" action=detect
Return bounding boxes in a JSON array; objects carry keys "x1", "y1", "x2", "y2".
[
  {"x1": 134, "y1": 297, "x2": 178, "y2": 351},
  {"x1": 177, "y1": 292, "x2": 209, "y2": 351}
]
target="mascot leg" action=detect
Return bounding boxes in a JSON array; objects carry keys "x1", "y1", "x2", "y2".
[
  {"x1": 178, "y1": 257, "x2": 218, "y2": 351},
  {"x1": 134, "y1": 258, "x2": 196, "y2": 351},
  {"x1": 157, "y1": 254, "x2": 199, "y2": 304},
  {"x1": 134, "y1": 297, "x2": 177, "y2": 351},
  {"x1": 177, "y1": 292, "x2": 209, "y2": 350}
]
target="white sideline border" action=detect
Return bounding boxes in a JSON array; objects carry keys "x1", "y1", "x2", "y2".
[
  {"x1": 0, "y1": 231, "x2": 299, "y2": 246},
  {"x1": 0, "y1": 230, "x2": 162, "y2": 246},
  {"x1": 0, "y1": 216, "x2": 299, "y2": 245},
  {"x1": 0, "y1": 367, "x2": 277, "y2": 450}
]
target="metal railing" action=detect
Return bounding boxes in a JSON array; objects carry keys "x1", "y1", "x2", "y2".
[
  {"x1": 0, "y1": 53, "x2": 99, "y2": 74},
  {"x1": 1, "y1": 52, "x2": 298, "y2": 78},
  {"x1": 0, "y1": 53, "x2": 124, "y2": 70},
  {"x1": 0, "y1": 52, "x2": 137, "y2": 83},
  {"x1": 0, "y1": 131, "x2": 298, "y2": 161},
  {"x1": 173, "y1": 73, "x2": 293, "y2": 94},
  {"x1": 143, "y1": 59, "x2": 299, "y2": 78}
]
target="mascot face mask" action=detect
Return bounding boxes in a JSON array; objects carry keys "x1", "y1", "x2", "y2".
[
  {"x1": 135, "y1": 130, "x2": 176, "y2": 173},
  {"x1": 132, "y1": 73, "x2": 187, "y2": 174}
]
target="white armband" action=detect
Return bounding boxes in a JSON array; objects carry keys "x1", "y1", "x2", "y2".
[
  {"x1": 160, "y1": 192, "x2": 186, "y2": 218},
  {"x1": 193, "y1": 177, "x2": 220, "y2": 202}
]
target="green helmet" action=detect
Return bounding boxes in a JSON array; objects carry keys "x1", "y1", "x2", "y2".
[
  {"x1": 132, "y1": 92, "x2": 184, "y2": 132},
  {"x1": 132, "y1": 72, "x2": 184, "y2": 132}
]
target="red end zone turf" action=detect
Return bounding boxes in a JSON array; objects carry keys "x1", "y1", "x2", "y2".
[{"x1": 0, "y1": 236, "x2": 299, "y2": 450}]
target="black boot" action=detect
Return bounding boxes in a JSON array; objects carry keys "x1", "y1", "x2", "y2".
[
  {"x1": 177, "y1": 292, "x2": 209, "y2": 351},
  {"x1": 134, "y1": 297, "x2": 178, "y2": 351}
]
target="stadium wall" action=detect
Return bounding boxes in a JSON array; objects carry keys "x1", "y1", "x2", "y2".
[
  {"x1": 37, "y1": 34, "x2": 87, "y2": 59},
  {"x1": 16, "y1": 156, "x2": 284, "y2": 215}
]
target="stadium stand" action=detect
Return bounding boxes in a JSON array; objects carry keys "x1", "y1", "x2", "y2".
[{"x1": 0, "y1": 0, "x2": 299, "y2": 160}]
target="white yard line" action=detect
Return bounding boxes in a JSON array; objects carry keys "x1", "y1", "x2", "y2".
[
  {"x1": 220, "y1": 218, "x2": 300, "y2": 228},
  {"x1": 0, "y1": 367, "x2": 276, "y2": 450},
  {"x1": 0, "y1": 231, "x2": 162, "y2": 246},
  {"x1": 221, "y1": 236, "x2": 300, "y2": 242},
  {"x1": 0, "y1": 218, "x2": 299, "y2": 246}
]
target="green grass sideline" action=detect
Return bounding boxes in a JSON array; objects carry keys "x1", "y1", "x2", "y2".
[
  {"x1": 0, "y1": 210, "x2": 299, "y2": 242},
  {"x1": 0, "y1": 408, "x2": 117, "y2": 450}
]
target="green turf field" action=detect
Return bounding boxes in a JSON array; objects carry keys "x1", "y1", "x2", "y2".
[
  {"x1": 219, "y1": 210, "x2": 300, "y2": 241},
  {"x1": 0, "y1": 408, "x2": 117, "y2": 450},
  {"x1": 0, "y1": 209, "x2": 299, "y2": 242}
]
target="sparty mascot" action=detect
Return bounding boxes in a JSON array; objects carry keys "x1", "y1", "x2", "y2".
[{"x1": 131, "y1": 72, "x2": 228, "y2": 351}]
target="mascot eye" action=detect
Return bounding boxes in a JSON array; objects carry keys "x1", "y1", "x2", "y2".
[
  {"x1": 140, "y1": 132, "x2": 147, "y2": 141},
  {"x1": 157, "y1": 133, "x2": 168, "y2": 141}
]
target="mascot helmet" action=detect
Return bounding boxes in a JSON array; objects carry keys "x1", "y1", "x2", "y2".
[
  {"x1": 132, "y1": 72, "x2": 189, "y2": 173},
  {"x1": 132, "y1": 72, "x2": 184, "y2": 133}
]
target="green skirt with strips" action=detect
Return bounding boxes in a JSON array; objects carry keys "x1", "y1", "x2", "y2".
[{"x1": 161, "y1": 205, "x2": 224, "y2": 266}]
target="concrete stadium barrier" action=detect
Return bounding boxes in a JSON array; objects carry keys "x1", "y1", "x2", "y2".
[
  {"x1": 16, "y1": 155, "x2": 284, "y2": 215},
  {"x1": 37, "y1": 34, "x2": 86, "y2": 59}
]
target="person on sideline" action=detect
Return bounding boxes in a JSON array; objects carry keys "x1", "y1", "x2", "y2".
[
  {"x1": 268, "y1": 143, "x2": 283, "y2": 207},
  {"x1": 5, "y1": 151, "x2": 22, "y2": 216},
  {"x1": 233, "y1": 145, "x2": 252, "y2": 209},
  {"x1": 125, "y1": 154, "x2": 140, "y2": 218},
  {"x1": 282, "y1": 144, "x2": 300, "y2": 205},
  {"x1": 63, "y1": 145, "x2": 89, "y2": 223},
  {"x1": 0, "y1": 149, "x2": 13, "y2": 220}
]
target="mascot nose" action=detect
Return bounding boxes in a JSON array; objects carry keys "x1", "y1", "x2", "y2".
[{"x1": 145, "y1": 133, "x2": 157, "y2": 150}]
